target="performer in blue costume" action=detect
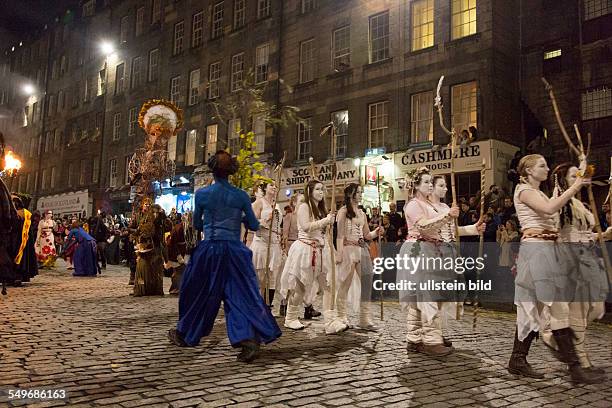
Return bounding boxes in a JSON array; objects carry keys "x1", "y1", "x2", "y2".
[
  {"x1": 65, "y1": 221, "x2": 98, "y2": 277},
  {"x1": 168, "y1": 151, "x2": 281, "y2": 362}
]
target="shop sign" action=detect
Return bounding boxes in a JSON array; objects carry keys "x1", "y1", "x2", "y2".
[
  {"x1": 365, "y1": 147, "x2": 386, "y2": 157},
  {"x1": 395, "y1": 140, "x2": 492, "y2": 175},
  {"x1": 37, "y1": 190, "x2": 90, "y2": 216},
  {"x1": 282, "y1": 161, "x2": 358, "y2": 188}
]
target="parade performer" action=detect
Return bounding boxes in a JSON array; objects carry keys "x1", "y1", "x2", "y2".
[
  {"x1": 335, "y1": 183, "x2": 383, "y2": 331},
  {"x1": 167, "y1": 214, "x2": 187, "y2": 295},
  {"x1": 168, "y1": 150, "x2": 281, "y2": 363},
  {"x1": 538, "y1": 163, "x2": 607, "y2": 381},
  {"x1": 35, "y1": 210, "x2": 57, "y2": 268},
  {"x1": 12, "y1": 196, "x2": 37, "y2": 285},
  {"x1": 507, "y1": 154, "x2": 602, "y2": 383},
  {"x1": 280, "y1": 180, "x2": 348, "y2": 333},
  {"x1": 133, "y1": 200, "x2": 170, "y2": 296},
  {"x1": 0, "y1": 178, "x2": 16, "y2": 295},
  {"x1": 250, "y1": 182, "x2": 284, "y2": 310},
  {"x1": 398, "y1": 168, "x2": 482, "y2": 356},
  {"x1": 65, "y1": 221, "x2": 98, "y2": 277}
]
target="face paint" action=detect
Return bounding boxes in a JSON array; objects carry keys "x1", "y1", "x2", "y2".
[
  {"x1": 432, "y1": 178, "x2": 447, "y2": 199},
  {"x1": 312, "y1": 183, "x2": 325, "y2": 202},
  {"x1": 416, "y1": 174, "x2": 433, "y2": 196}
]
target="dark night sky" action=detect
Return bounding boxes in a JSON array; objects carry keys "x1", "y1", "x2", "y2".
[{"x1": 0, "y1": 0, "x2": 77, "y2": 40}]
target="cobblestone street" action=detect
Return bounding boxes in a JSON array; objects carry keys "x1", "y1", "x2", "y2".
[{"x1": 1, "y1": 262, "x2": 611, "y2": 407}]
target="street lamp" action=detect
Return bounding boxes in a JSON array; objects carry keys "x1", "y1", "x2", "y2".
[
  {"x1": 100, "y1": 41, "x2": 115, "y2": 56},
  {"x1": 22, "y1": 84, "x2": 35, "y2": 96}
]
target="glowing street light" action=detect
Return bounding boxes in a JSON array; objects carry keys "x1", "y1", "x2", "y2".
[
  {"x1": 100, "y1": 41, "x2": 115, "y2": 56},
  {"x1": 22, "y1": 84, "x2": 35, "y2": 95}
]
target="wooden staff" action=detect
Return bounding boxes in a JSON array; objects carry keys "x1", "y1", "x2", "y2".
[
  {"x1": 376, "y1": 171, "x2": 384, "y2": 320},
  {"x1": 435, "y1": 75, "x2": 462, "y2": 320},
  {"x1": 263, "y1": 152, "x2": 287, "y2": 305},
  {"x1": 320, "y1": 122, "x2": 338, "y2": 309},
  {"x1": 473, "y1": 158, "x2": 486, "y2": 329}
]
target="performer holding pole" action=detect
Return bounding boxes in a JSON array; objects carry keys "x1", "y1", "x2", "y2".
[
  {"x1": 376, "y1": 172, "x2": 384, "y2": 320},
  {"x1": 473, "y1": 158, "x2": 487, "y2": 329}
]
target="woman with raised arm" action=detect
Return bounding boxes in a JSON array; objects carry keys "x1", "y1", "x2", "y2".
[
  {"x1": 168, "y1": 151, "x2": 281, "y2": 363},
  {"x1": 335, "y1": 183, "x2": 383, "y2": 331},
  {"x1": 280, "y1": 180, "x2": 347, "y2": 334},
  {"x1": 508, "y1": 154, "x2": 601, "y2": 384},
  {"x1": 250, "y1": 182, "x2": 284, "y2": 311},
  {"x1": 538, "y1": 163, "x2": 607, "y2": 382}
]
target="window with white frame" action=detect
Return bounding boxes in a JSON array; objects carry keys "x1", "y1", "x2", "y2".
[
  {"x1": 300, "y1": 39, "x2": 315, "y2": 83},
  {"x1": 113, "y1": 112, "x2": 121, "y2": 140},
  {"x1": 451, "y1": 81, "x2": 477, "y2": 135},
  {"x1": 192, "y1": 11, "x2": 204, "y2": 47},
  {"x1": 189, "y1": 69, "x2": 200, "y2": 105},
  {"x1": 115, "y1": 62, "x2": 125, "y2": 94},
  {"x1": 50, "y1": 166, "x2": 57, "y2": 188},
  {"x1": 584, "y1": 0, "x2": 612, "y2": 20},
  {"x1": 92, "y1": 157, "x2": 99, "y2": 182},
  {"x1": 120, "y1": 16, "x2": 129, "y2": 43},
  {"x1": 331, "y1": 110, "x2": 348, "y2": 157},
  {"x1": 83, "y1": 78, "x2": 90, "y2": 102},
  {"x1": 173, "y1": 21, "x2": 185, "y2": 55},
  {"x1": 228, "y1": 118, "x2": 241, "y2": 153},
  {"x1": 253, "y1": 114, "x2": 266, "y2": 153},
  {"x1": 412, "y1": 0, "x2": 434, "y2": 51},
  {"x1": 231, "y1": 53, "x2": 244, "y2": 92},
  {"x1": 44, "y1": 132, "x2": 51, "y2": 153},
  {"x1": 152, "y1": 0, "x2": 162, "y2": 24},
  {"x1": 332, "y1": 26, "x2": 350, "y2": 71},
  {"x1": 80, "y1": 160, "x2": 87, "y2": 185},
  {"x1": 170, "y1": 75, "x2": 181, "y2": 106},
  {"x1": 209, "y1": 61, "x2": 221, "y2": 99},
  {"x1": 131, "y1": 56, "x2": 143, "y2": 89},
  {"x1": 167, "y1": 134, "x2": 177, "y2": 161},
  {"x1": 451, "y1": 0, "x2": 477, "y2": 40},
  {"x1": 98, "y1": 68, "x2": 106, "y2": 95},
  {"x1": 58, "y1": 90, "x2": 65, "y2": 111},
  {"x1": 257, "y1": 0, "x2": 270, "y2": 18},
  {"x1": 206, "y1": 124, "x2": 218, "y2": 159},
  {"x1": 148, "y1": 48, "x2": 160, "y2": 81},
  {"x1": 544, "y1": 49, "x2": 562, "y2": 60},
  {"x1": 302, "y1": 0, "x2": 316, "y2": 13},
  {"x1": 411, "y1": 91, "x2": 434, "y2": 143},
  {"x1": 368, "y1": 101, "x2": 389, "y2": 148},
  {"x1": 582, "y1": 87, "x2": 612, "y2": 120},
  {"x1": 369, "y1": 11, "x2": 390, "y2": 63},
  {"x1": 212, "y1": 2, "x2": 224, "y2": 39},
  {"x1": 136, "y1": 7, "x2": 145, "y2": 36},
  {"x1": 185, "y1": 129, "x2": 197, "y2": 165},
  {"x1": 255, "y1": 43, "x2": 270, "y2": 83},
  {"x1": 109, "y1": 159, "x2": 117, "y2": 187},
  {"x1": 124, "y1": 156, "x2": 131, "y2": 184},
  {"x1": 128, "y1": 107, "x2": 138, "y2": 136},
  {"x1": 83, "y1": 0, "x2": 95, "y2": 17},
  {"x1": 234, "y1": 0, "x2": 246, "y2": 29},
  {"x1": 297, "y1": 118, "x2": 312, "y2": 160}
]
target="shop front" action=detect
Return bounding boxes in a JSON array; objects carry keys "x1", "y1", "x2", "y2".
[
  {"x1": 154, "y1": 173, "x2": 194, "y2": 215},
  {"x1": 37, "y1": 190, "x2": 92, "y2": 219}
]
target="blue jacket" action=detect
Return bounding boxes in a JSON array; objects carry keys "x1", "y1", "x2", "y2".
[{"x1": 193, "y1": 178, "x2": 260, "y2": 241}]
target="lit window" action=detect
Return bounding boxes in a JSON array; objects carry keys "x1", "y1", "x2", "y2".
[
  {"x1": 109, "y1": 159, "x2": 117, "y2": 188},
  {"x1": 412, "y1": 0, "x2": 434, "y2": 51},
  {"x1": 411, "y1": 91, "x2": 434, "y2": 143},
  {"x1": 206, "y1": 124, "x2": 218, "y2": 160},
  {"x1": 451, "y1": 81, "x2": 478, "y2": 135},
  {"x1": 228, "y1": 118, "x2": 241, "y2": 153},
  {"x1": 253, "y1": 114, "x2": 266, "y2": 153},
  {"x1": 189, "y1": 69, "x2": 200, "y2": 105},
  {"x1": 368, "y1": 101, "x2": 389, "y2": 148},
  {"x1": 451, "y1": 0, "x2": 477, "y2": 40},
  {"x1": 167, "y1": 134, "x2": 177, "y2": 161},
  {"x1": 185, "y1": 129, "x2": 197, "y2": 165},
  {"x1": 582, "y1": 87, "x2": 612, "y2": 120},
  {"x1": 544, "y1": 49, "x2": 562, "y2": 60},
  {"x1": 369, "y1": 11, "x2": 390, "y2": 63}
]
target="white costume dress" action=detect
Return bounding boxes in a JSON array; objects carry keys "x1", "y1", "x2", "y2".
[
  {"x1": 250, "y1": 198, "x2": 284, "y2": 293},
  {"x1": 335, "y1": 206, "x2": 377, "y2": 328},
  {"x1": 279, "y1": 202, "x2": 346, "y2": 333}
]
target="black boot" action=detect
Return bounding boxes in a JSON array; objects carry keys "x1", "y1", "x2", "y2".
[
  {"x1": 304, "y1": 304, "x2": 320, "y2": 320},
  {"x1": 507, "y1": 329, "x2": 544, "y2": 379},
  {"x1": 268, "y1": 289, "x2": 275, "y2": 308},
  {"x1": 443, "y1": 337, "x2": 452, "y2": 348},
  {"x1": 237, "y1": 340, "x2": 260, "y2": 363},
  {"x1": 167, "y1": 329, "x2": 188, "y2": 347},
  {"x1": 279, "y1": 304, "x2": 287, "y2": 317},
  {"x1": 553, "y1": 328, "x2": 605, "y2": 384}
]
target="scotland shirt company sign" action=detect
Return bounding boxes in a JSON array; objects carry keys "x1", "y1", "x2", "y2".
[{"x1": 281, "y1": 162, "x2": 358, "y2": 188}]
